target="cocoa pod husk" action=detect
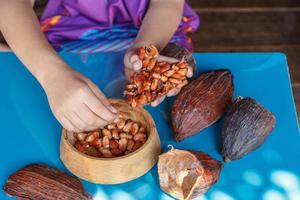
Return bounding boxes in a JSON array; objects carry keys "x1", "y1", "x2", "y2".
[
  {"x1": 3, "y1": 164, "x2": 92, "y2": 200},
  {"x1": 158, "y1": 147, "x2": 222, "y2": 200},
  {"x1": 124, "y1": 44, "x2": 194, "y2": 107},
  {"x1": 172, "y1": 69, "x2": 234, "y2": 141},
  {"x1": 160, "y1": 43, "x2": 196, "y2": 72},
  {"x1": 221, "y1": 97, "x2": 276, "y2": 162}
]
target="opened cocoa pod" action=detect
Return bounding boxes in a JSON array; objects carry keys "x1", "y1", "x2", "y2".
[
  {"x1": 124, "y1": 44, "x2": 194, "y2": 107},
  {"x1": 172, "y1": 69, "x2": 234, "y2": 141},
  {"x1": 160, "y1": 43, "x2": 196, "y2": 72},
  {"x1": 3, "y1": 164, "x2": 92, "y2": 200},
  {"x1": 158, "y1": 147, "x2": 222, "y2": 200},
  {"x1": 221, "y1": 97, "x2": 276, "y2": 162}
]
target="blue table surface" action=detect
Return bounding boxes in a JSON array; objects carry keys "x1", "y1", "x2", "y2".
[{"x1": 0, "y1": 52, "x2": 299, "y2": 200}]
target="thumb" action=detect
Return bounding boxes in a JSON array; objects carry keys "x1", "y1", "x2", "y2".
[{"x1": 124, "y1": 50, "x2": 142, "y2": 71}]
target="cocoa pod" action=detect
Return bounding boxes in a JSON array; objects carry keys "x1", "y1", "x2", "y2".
[
  {"x1": 172, "y1": 69, "x2": 234, "y2": 141},
  {"x1": 221, "y1": 97, "x2": 276, "y2": 162},
  {"x1": 158, "y1": 148, "x2": 222, "y2": 200},
  {"x1": 160, "y1": 43, "x2": 196, "y2": 72},
  {"x1": 124, "y1": 44, "x2": 194, "y2": 107},
  {"x1": 3, "y1": 164, "x2": 92, "y2": 200}
]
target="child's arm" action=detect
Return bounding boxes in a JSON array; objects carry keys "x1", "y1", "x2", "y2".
[
  {"x1": 0, "y1": 0, "x2": 117, "y2": 132},
  {"x1": 133, "y1": 0, "x2": 184, "y2": 50}
]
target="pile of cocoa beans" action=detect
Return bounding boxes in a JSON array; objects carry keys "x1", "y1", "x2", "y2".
[
  {"x1": 73, "y1": 118, "x2": 148, "y2": 158},
  {"x1": 124, "y1": 45, "x2": 190, "y2": 107}
]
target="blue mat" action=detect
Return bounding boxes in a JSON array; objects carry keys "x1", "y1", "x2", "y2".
[{"x1": 0, "y1": 52, "x2": 299, "y2": 200}]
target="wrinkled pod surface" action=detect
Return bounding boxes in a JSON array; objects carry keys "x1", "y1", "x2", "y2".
[
  {"x1": 172, "y1": 69, "x2": 234, "y2": 141},
  {"x1": 221, "y1": 97, "x2": 276, "y2": 162}
]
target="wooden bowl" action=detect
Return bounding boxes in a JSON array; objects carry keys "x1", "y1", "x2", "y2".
[{"x1": 60, "y1": 99, "x2": 161, "y2": 184}]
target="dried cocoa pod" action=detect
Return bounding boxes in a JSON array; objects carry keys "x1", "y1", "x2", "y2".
[
  {"x1": 221, "y1": 97, "x2": 276, "y2": 162},
  {"x1": 3, "y1": 164, "x2": 92, "y2": 200},
  {"x1": 158, "y1": 147, "x2": 222, "y2": 200},
  {"x1": 172, "y1": 69, "x2": 234, "y2": 141}
]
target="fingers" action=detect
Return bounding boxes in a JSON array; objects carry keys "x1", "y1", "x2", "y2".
[
  {"x1": 87, "y1": 81, "x2": 118, "y2": 114},
  {"x1": 75, "y1": 104, "x2": 108, "y2": 129},
  {"x1": 187, "y1": 66, "x2": 193, "y2": 78},
  {"x1": 151, "y1": 95, "x2": 166, "y2": 107},
  {"x1": 167, "y1": 88, "x2": 181, "y2": 97},
  {"x1": 83, "y1": 87, "x2": 117, "y2": 123},
  {"x1": 60, "y1": 115, "x2": 81, "y2": 132},
  {"x1": 124, "y1": 50, "x2": 142, "y2": 71},
  {"x1": 130, "y1": 54, "x2": 143, "y2": 71},
  {"x1": 157, "y1": 55, "x2": 179, "y2": 64}
]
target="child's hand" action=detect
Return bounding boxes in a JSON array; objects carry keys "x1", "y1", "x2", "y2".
[
  {"x1": 41, "y1": 67, "x2": 118, "y2": 132},
  {"x1": 124, "y1": 47, "x2": 193, "y2": 107}
]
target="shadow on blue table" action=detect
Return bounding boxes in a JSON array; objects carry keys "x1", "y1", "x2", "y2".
[{"x1": 0, "y1": 52, "x2": 299, "y2": 200}]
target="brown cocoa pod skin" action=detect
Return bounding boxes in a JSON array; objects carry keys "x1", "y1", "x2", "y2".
[
  {"x1": 3, "y1": 164, "x2": 92, "y2": 200},
  {"x1": 172, "y1": 69, "x2": 234, "y2": 141},
  {"x1": 221, "y1": 97, "x2": 276, "y2": 162},
  {"x1": 160, "y1": 43, "x2": 196, "y2": 72},
  {"x1": 158, "y1": 148, "x2": 222, "y2": 199}
]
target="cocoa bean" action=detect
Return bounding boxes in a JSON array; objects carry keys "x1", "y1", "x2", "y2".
[
  {"x1": 74, "y1": 133, "x2": 87, "y2": 141},
  {"x1": 102, "y1": 136, "x2": 110, "y2": 149},
  {"x1": 109, "y1": 140, "x2": 119, "y2": 149},
  {"x1": 119, "y1": 138, "x2": 128, "y2": 152},
  {"x1": 102, "y1": 129, "x2": 112, "y2": 139},
  {"x1": 111, "y1": 148, "x2": 123, "y2": 156}
]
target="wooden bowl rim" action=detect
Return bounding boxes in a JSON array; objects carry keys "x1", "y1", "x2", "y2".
[{"x1": 62, "y1": 98, "x2": 157, "y2": 161}]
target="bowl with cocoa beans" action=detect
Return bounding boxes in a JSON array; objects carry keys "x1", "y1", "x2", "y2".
[{"x1": 60, "y1": 99, "x2": 161, "y2": 184}]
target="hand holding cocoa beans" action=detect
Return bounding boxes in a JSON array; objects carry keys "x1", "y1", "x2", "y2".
[
  {"x1": 73, "y1": 116, "x2": 148, "y2": 158},
  {"x1": 124, "y1": 45, "x2": 193, "y2": 107}
]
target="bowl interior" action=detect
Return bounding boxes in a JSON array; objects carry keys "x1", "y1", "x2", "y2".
[{"x1": 64, "y1": 99, "x2": 156, "y2": 159}]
